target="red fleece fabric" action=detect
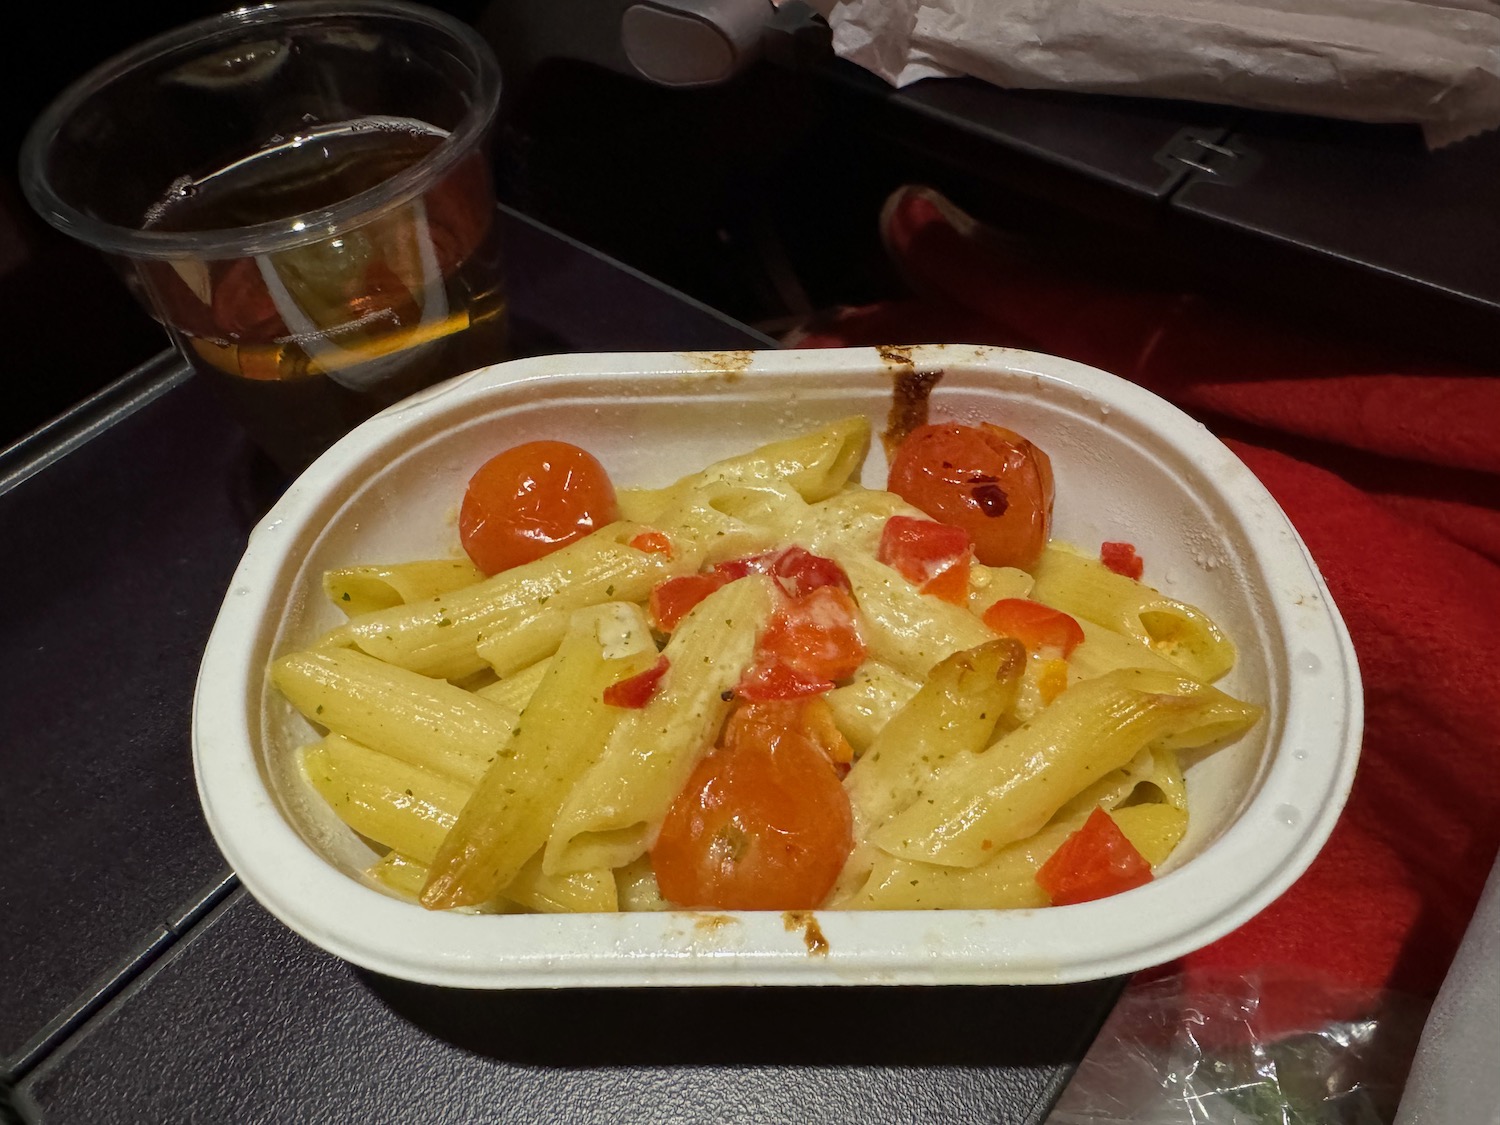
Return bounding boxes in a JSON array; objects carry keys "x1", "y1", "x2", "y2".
[{"x1": 793, "y1": 187, "x2": 1500, "y2": 1023}]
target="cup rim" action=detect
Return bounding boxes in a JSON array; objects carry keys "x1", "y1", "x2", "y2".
[{"x1": 18, "y1": 0, "x2": 502, "y2": 261}]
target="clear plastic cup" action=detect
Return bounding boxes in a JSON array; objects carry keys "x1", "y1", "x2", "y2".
[{"x1": 20, "y1": 0, "x2": 508, "y2": 474}]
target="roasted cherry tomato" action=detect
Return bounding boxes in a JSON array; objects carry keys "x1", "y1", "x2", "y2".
[
  {"x1": 459, "y1": 441, "x2": 620, "y2": 575},
  {"x1": 877, "y1": 515, "x2": 973, "y2": 605},
  {"x1": 887, "y1": 422, "x2": 1054, "y2": 570},
  {"x1": 1035, "y1": 807, "x2": 1153, "y2": 906},
  {"x1": 1100, "y1": 541, "x2": 1144, "y2": 580},
  {"x1": 651, "y1": 699, "x2": 854, "y2": 910},
  {"x1": 982, "y1": 598, "x2": 1085, "y2": 657}
]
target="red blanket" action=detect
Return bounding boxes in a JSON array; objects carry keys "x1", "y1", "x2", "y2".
[{"x1": 792, "y1": 187, "x2": 1500, "y2": 1029}]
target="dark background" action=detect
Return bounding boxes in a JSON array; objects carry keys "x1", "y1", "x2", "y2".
[
  {"x1": 9, "y1": 2, "x2": 1495, "y2": 450},
  {"x1": 2, "y1": 1, "x2": 959, "y2": 445}
]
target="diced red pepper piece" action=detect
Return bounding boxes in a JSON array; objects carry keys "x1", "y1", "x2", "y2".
[
  {"x1": 918, "y1": 560, "x2": 971, "y2": 605},
  {"x1": 602, "y1": 655, "x2": 670, "y2": 708},
  {"x1": 709, "y1": 546, "x2": 852, "y2": 598},
  {"x1": 1035, "y1": 807, "x2": 1153, "y2": 906},
  {"x1": 877, "y1": 515, "x2": 973, "y2": 605},
  {"x1": 707, "y1": 554, "x2": 768, "y2": 583},
  {"x1": 757, "y1": 585, "x2": 866, "y2": 683},
  {"x1": 734, "y1": 656, "x2": 834, "y2": 702},
  {"x1": 629, "y1": 530, "x2": 674, "y2": 558},
  {"x1": 648, "y1": 574, "x2": 728, "y2": 633},
  {"x1": 767, "y1": 546, "x2": 854, "y2": 598},
  {"x1": 1100, "y1": 541, "x2": 1144, "y2": 580},
  {"x1": 982, "y1": 598, "x2": 1085, "y2": 657}
]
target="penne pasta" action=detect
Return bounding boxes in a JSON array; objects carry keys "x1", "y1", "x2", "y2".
[
  {"x1": 501, "y1": 854, "x2": 619, "y2": 914},
  {"x1": 543, "y1": 575, "x2": 775, "y2": 875},
  {"x1": 872, "y1": 668, "x2": 1260, "y2": 868},
  {"x1": 367, "y1": 847, "x2": 617, "y2": 913},
  {"x1": 274, "y1": 416, "x2": 1265, "y2": 917},
  {"x1": 1030, "y1": 545, "x2": 1237, "y2": 683},
  {"x1": 331, "y1": 522, "x2": 697, "y2": 680},
  {"x1": 1110, "y1": 804, "x2": 1189, "y2": 867},
  {"x1": 273, "y1": 648, "x2": 519, "y2": 786},
  {"x1": 324, "y1": 558, "x2": 485, "y2": 617},
  {"x1": 966, "y1": 563, "x2": 1037, "y2": 618},
  {"x1": 838, "y1": 820, "x2": 1076, "y2": 910},
  {"x1": 473, "y1": 656, "x2": 552, "y2": 714},
  {"x1": 791, "y1": 486, "x2": 927, "y2": 558},
  {"x1": 301, "y1": 734, "x2": 468, "y2": 865},
  {"x1": 824, "y1": 661, "x2": 922, "y2": 754},
  {"x1": 645, "y1": 476, "x2": 816, "y2": 568},
  {"x1": 835, "y1": 549, "x2": 996, "y2": 679},
  {"x1": 421, "y1": 604, "x2": 657, "y2": 910},
  {"x1": 844, "y1": 640, "x2": 1026, "y2": 838},
  {"x1": 617, "y1": 415, "x2": 871, "y2": 522}
]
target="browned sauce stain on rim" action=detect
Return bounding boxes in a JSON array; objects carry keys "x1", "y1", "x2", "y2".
[
  {"x1": 694, "y1": 913, "x2": 739, "y2": 937},
  {"x1": 782, "y1": 910, "x2": 830, "y2": 955},
  {"x1": 877, "y1": 345, "x2": 945, "y2": 462},
  {"x1": 690, "y1": 350, "x2": 756, "y2": 380}
]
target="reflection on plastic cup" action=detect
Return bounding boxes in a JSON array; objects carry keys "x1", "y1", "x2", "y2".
[{"x1": 20, "y1": 1, "x2": 508, "y2": 474}]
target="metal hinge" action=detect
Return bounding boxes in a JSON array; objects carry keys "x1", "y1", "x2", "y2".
[{"x1": 1156, "y1": 129, "x2": 1261, "y2": 187}]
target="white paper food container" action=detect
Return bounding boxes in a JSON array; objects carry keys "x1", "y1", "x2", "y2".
[{"x1": 193, "y1": 345, "x2": 1362, "y2": 988}]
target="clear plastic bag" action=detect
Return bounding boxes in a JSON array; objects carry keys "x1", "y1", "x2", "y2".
[{"x1": 1045, "y1": 970, "x2": 1431, "y2": 1125}]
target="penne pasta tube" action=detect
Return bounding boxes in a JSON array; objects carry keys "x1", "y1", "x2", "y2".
[
  {"x1": 367, "y1": 848, "x2": 614, "y2": 913},
  {"x1": 617, "y1": 415, "x2": 871, "y2": 522},
  {"x1": 872, "y1": 668, "x2": 1260, "y2": 867},
  {"x1": 324, "y1": 558, "x2": 485, "y2": 617},
  {"x1": 844, "y1": 639, "x2": 1027, "y2": 837},
  {"x1": 646, "y1": 478, "x2": 804, "y2": 565},
  {"x1": 1110, "y1": 804, "x2": 1189, "y2": 867},
  {"x1": 791, "y1": 486, "x2": 928, "y2": 558},
  {"x1": 615, "y1": 856, "x2": 672, "y2": 912},
  {"x1": 835, "y1": 549, "x2": 996, "y2": 679},
  {"x1": 301, "y1": 735, "x2": 468, "y2": 865},
  {"x1": 543, "y1": 575, "x2": 775, "y2": 875},
  {"x1": 966, "y1": 563, "x2": 1037, "y2": 618},
  {"x1": 367, "y1": 850, "x2": 434, "y2": 899},
  {"x1": 473, "y1": 656, "x2": 552, "y2": 714},
  {"x1": 332, "y1": 522, "x2": 697, "y2": 680},
  {"x1": 272, "y1": 648, "x2": 519, "y2": 787},
  {"x1": 502, "y1": 853, "x2": 618, "y2": 914},
  {"x1": 421, "y1": 604, "x2": 658, "y2": 910},
  {"x1": 844, "y1": 745, "x2": 1190, "y2": 908},
  {"x1": 1067, "y1": 617, "x2": 1183, "y2": 680},
  {"x1": 472, "y1": 605, "x2": 571, "y2": 679},
  {"x1": 839, "y1": 820, "x2": 1077, "y2": 910},
  {"x1": 1051, "y1": 747, "x2": 1159, "y2": 822},
  {"x1": 1030, "y1": 545, "x2": 1237, "y2": 683},
  {"x1": 824, "y1": 661, "x2": 922, "y2": 754}
]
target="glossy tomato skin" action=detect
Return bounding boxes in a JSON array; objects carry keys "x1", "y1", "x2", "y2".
[
  {"x1": 887, "y1": 423, "x2": 1054, "y2": 570},
  {"x1": 1035, "y1": 807, "x2": 1152, "y2": 906},
  {"x1": 651, "y1": 700, "x2": 854, "y2": 910},
  {"x1": 983, "y1": 598, "x2": 1085, "y2": 657},
  {"x1": 877, "y1": 515, "x2": 973, "y2": 605},
  {"x1": 459, "y1": 441, "x2": 619, "y2": 575},
  {"x1": 757, "y1": 586, "x2": 866, "y2": 683}
]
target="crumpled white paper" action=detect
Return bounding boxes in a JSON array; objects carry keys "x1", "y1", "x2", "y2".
[{"x1": 827, "y1": 0, "x2": 1500, "y2": 147}]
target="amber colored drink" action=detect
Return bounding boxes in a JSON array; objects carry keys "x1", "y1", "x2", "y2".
[{"x1": 140, "y1": 118, "x2": 508, "y2": 473}]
